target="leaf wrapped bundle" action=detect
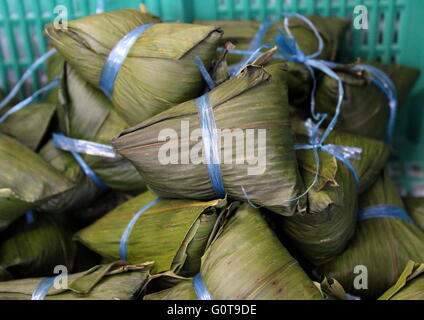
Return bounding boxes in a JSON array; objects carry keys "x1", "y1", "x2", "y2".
[
  {"x1": 0, "y1": 215, "x2": 76, "y2": 281},
  {"x1": 38, "y1": 63, "x2": 146, "y2": 215},
  {"x1": 316, "y1": 170, "x2": 424, "y2": 299},
  {"x1": 379, "y1": 261, "x2": 424, "y2": 300},
  {"x1": 57, "y1": 63, "x2": 146, "y2": 192},
  {"x1": 275, "y1": 119, "x2": 391, "y2": 266},
  {"x1": 315, "y1": 62, "x2": 420, "y2": 140},
  {"x1": 0, "y1": 135, "x2": 72, "y2": 231},
  {"x1": 0, "y1": 90, "x2": 56, "y2": 151},
  {"x1": 45, "y1": 9, "x2": 223, "y2": 126},
  {"x1": 76, "y1": 191, "x2": 233, "y2": 277},
  {"x1": 145, "y1": 204, "x2": 323, "y2": 300},
  {"x1": 113, "y1": 63, "x2": 305, "y2": 215},
  {"x1": 0, "y1": 261, "x2": 152, "y2": 300},
  {"x1": 404, "y1": 197, "x2": 424, "y2": 231}
]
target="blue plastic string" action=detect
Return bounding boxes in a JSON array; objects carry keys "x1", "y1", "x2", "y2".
[
  {"x1": 274, "y1": 13, "x2": 344, "y2": 138},
  {"x1": 99, "y1": 23, "x2": 157, "y2": 99},
  {"x1": 195, "y1": 93, "x2": 226, "y2": 198},
  {"x1": 248, "y1": 18, "x2": 275, "y2": 52},
  {"x1": 354, "y1": 64, "x2": 398, "y2": 144},
  {"x1": 69, "y1": 151, "x2": 109, "y2": 190},
  {"x1": 52, "y1": 133, "x2": 116, "y2": 158},
  {"x1": 0, "y1": 79, "x2": 60, "y2": 124},
  {"x1": 52, "y1": 133, "x2": 112, "y2": 190},
  {"x1": 284, "y1": 118, "x2": 362, "y2": 203},
  {"x1": 216, "y1": 14, "x2": 362, "y2": 204},
  {"x1": 119, "y1": 197, "x2": 163, "y2": 261},
  {"x1": 273, "y1": 14, "x2": 366, "y2": 201},
  {"x1": 25, "y1": 211, "x2": 35, "y2": 224},
  {"x1": 31, "y1": 274, "x2": 63, "y2": 300},
  {"x1": 193, "y1": 273, "x2": 213, "y2": 300},
  {"x1": 194, "y1": 56, "x2": 216, "y2": 90},
  {"x1": 240, "y1": 186, "x2": 262, "y2": 209},
  {"x1": 0, "y1": 49, "x2": 57, "y2": 111},
  {"x1": 294, "y1": 142, "x2": 361, "y2": 185},
  {"x1": 358, "y1": 205, "x2": 414, "y2": 224},
  {"x1": 232, "y1": 18, "x2": 275, "y2": 72},
  {"x1": 346, "y1": 293, "x2": 362, "y2": 300}
]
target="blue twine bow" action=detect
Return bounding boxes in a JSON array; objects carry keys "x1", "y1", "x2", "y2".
[
  {"x1": 0, "y1": 48, "x2": 57, "y2": 111},
  {"x1": 274, "y1": 14, "x2": 364, "y2": 201},
  {"x1": 31, "y1": 274, "x2": 63, "y2": 300},
  {"x1": 195, "y1": 93, "x2": 226, "y2": 198},
  {"x1": 214, "y1": 14, "x2": 359, "y2": 205},
  {"x1": 52, "y1": 133, "x2": 113, "y2": 190},
  {"x1": 358, "y1": 205, "x2": 414, "y2": 224},
  {"x1": 119, "y1": 197, "x2": 163, "y2": 261},
  {"x1": 99, "y1": 23, "x2": 157, "y2": 99},
  {"x1": 0, "y1": 78, "x2": 60, "y2": 124},
  {"x1": 220, "y1": 15, "x2": 346, "y2": 137},
  {"x1": 219, "y1": 13, "x2": 343, "y2": 134},
  {"x1": 286, "y1": 119, "x2": 362, "y2": 202},
  {"x1": 274, "y1": 13, "x2": 344, "y2": 134},
  {"x1": 193, "y1": 273, "x2": 213, "y2": 300}
]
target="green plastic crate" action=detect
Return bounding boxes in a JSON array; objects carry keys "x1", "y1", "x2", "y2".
[{"x1": 0, "y1": 0, "x2": 423, "y2": 195}]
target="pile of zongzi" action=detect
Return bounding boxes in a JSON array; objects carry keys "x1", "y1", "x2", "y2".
[{"x1": 0, "y1": 7, "x2": 421, "y2": 302}]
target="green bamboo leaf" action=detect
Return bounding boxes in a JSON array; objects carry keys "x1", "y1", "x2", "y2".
[
  {"x1": 404, "y1": 197, "x2": 424, "y2": 231},
  {"x1": 0, "y1": 135, "x2": 73, "y2": 231},
  {"x1": 0, "y1": 90, "x2": 56, "y2": 151}
]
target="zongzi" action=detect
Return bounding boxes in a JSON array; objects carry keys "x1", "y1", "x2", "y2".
[
  {"x1": 76, "y1": 191, "x2": 234, "y2": 277},
  {"x1": 0, "y1": 261, "x2": 152, "y2": 300},
  {"x1": 113, "y1": 63, "x2": 305, "y2": 215},
  {"x1": 316, "y1": 170, "x2": 424, "y2": 299},
  {"x1": 145, "y1": 204, "x2": 323, "y2": 300},
  {"x1": 45, "y1": 9, "x2": 223, "y2": 126},
  {"x1": 275, "y1": 119, "x2": 391, "y2": 266}
]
